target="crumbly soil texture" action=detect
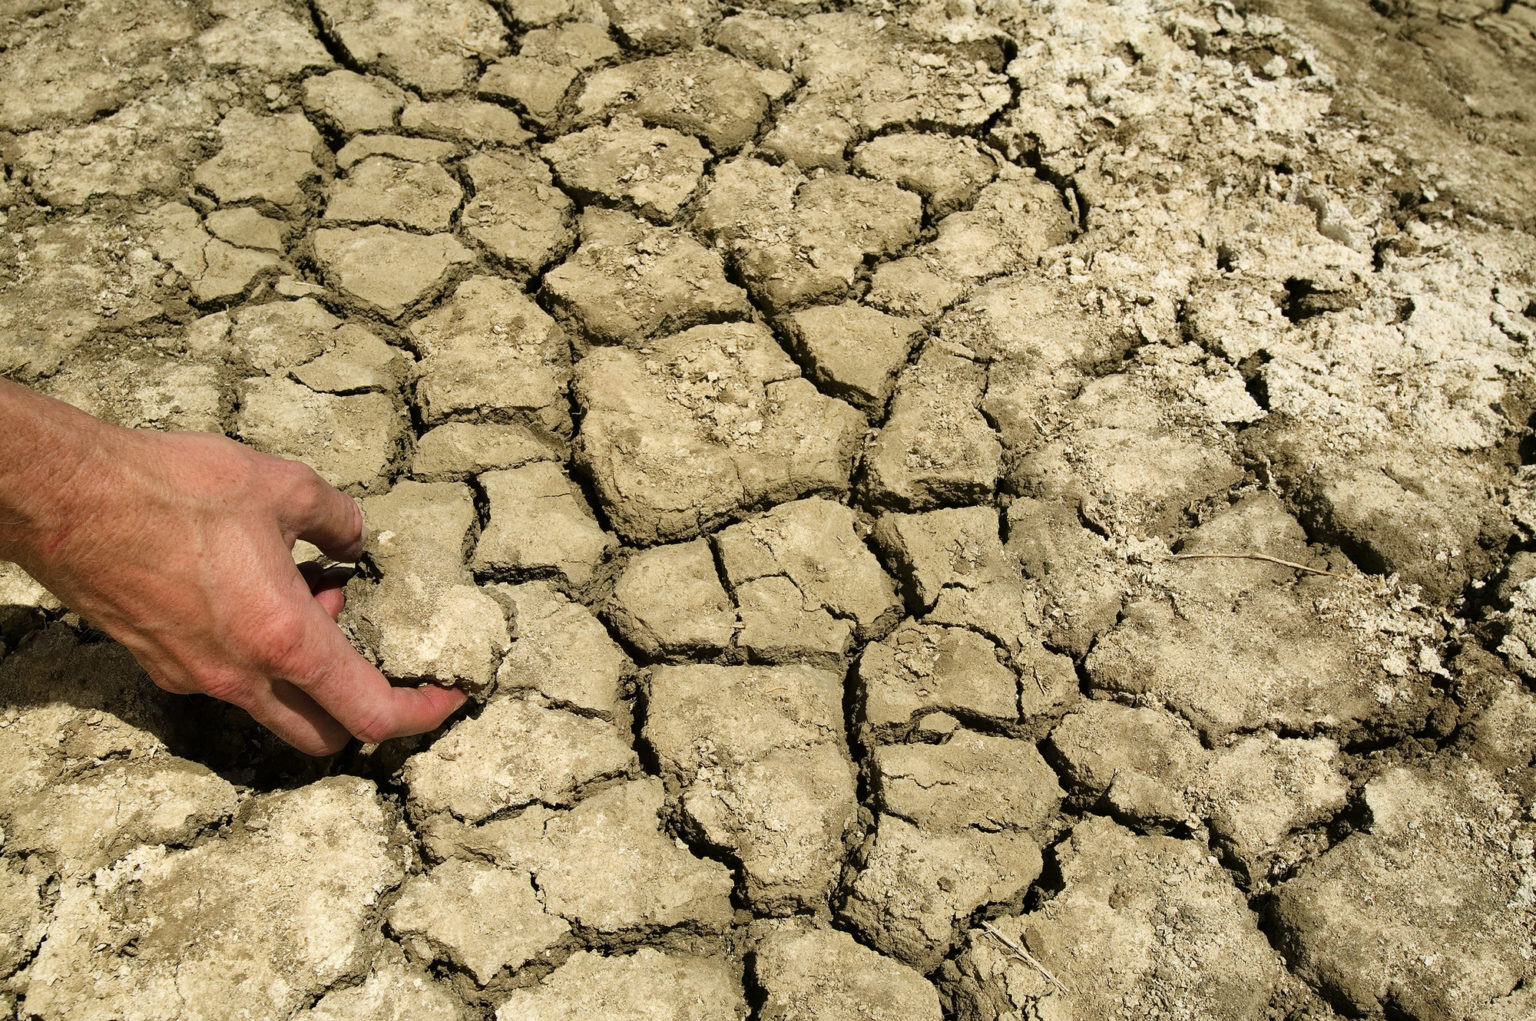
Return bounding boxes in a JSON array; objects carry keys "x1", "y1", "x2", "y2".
[{"x1": 4, "y1": 1, "x2": 1536, "y2": 1019}]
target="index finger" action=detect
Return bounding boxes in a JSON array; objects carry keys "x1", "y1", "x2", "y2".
[
  {"x1": 281, "y1": 598, "x2": 467, "y2": 744},
  {"x1": 278, "y1": 462, "x2": 369, "y2": 563}
]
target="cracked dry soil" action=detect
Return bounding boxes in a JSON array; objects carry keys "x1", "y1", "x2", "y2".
[{"x1": 2, "y1": 0, "x2": 1536, "y2": 1018}]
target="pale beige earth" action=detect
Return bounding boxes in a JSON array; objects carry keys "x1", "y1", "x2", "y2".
[{"x1": 2, "y1": 0, "x2": 1536, "y2": 1019}]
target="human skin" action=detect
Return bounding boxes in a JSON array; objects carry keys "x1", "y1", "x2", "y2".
[{"x1": 0, "y1": 378, "x2": 465, "y2": 754}]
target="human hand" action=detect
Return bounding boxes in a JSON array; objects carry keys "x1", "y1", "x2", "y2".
[{"x1": 0, "y1": 383, "x2": 466, "y2": 755}]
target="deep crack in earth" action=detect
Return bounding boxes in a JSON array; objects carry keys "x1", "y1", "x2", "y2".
[{"x1": 3, "y1": 0, "x2": 1536, "y2": 1018}]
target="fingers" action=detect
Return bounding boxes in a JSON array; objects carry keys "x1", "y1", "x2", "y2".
[
  {"x1": 280, "y1": 464, "x2": 367, "y2": 562},
  {"x1": 283, "y1": 597, "x2": 468, "y2": 745},
  {"x1": 243, "y1": 678, "x2": 354, "y2": 756},
  {"x1": 298, "y1": 562, "x2": 352, "y2": 621}
]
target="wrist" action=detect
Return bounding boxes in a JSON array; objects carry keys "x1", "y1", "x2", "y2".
[{"x1": 0, "y1": 379, "x2": 124, "y2": 571}]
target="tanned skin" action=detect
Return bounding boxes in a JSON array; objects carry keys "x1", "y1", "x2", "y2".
[{"x1": 0, "y1": 378, "x2": 464, "y2": 755}]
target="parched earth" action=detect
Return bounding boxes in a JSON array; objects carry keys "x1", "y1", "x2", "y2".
[{"x1": 3, "y1": 0, "x2": 1536, "y2": 1018}]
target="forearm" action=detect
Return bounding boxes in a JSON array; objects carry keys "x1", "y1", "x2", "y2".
[
  {"x1": 0, "y1": 376, "x2": 464, "y2": 752},
  {"x1": 0, "y1": 377, "x2": 117, "y2": 571}
]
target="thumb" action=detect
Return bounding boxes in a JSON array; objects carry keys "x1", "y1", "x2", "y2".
[{"x1": 281, "y1": 464, "x2": 368, "y2": 562}]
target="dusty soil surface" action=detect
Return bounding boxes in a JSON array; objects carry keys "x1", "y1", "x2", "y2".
[{"x1": 3, "y1": 0, "x2": 1536, "y2": 1018}]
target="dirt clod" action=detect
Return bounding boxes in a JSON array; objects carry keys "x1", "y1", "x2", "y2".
[
  {"x1": 645, "y1": 664, "x2": 856, "y2": 913},
  {"x1": 494, "y1": 948, "x2": 746, "y2": 1020},
  {"x1": 26, "y1": 779, "x2": 406, "y2": 1021},
  {"x1": 6, "y1": 0, "x2": 1536, "y2": 1015}
]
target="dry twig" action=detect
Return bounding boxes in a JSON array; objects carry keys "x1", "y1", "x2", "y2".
[
  {"x1": 1169, "y1": 551, "x2": 1350, "y2": 580},
  {"x1": 981, "y1": 921, "x2": 1072, "y2": 996},
  {"x1": 457, "y1": 13, "x2": 501, "y2": 59}
]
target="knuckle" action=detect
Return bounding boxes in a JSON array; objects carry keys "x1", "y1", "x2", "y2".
[
  {"x1": 191, "y1": 669, "x2": 255, "y2": 709},
  {"x1": 297, "y1": 732, "x2": 350, "y2": 757},
  {"x1": 350, "y1": 711, "x2": 397, "y2": 746},
  {"x1": 146, "y1": 670, "x2": 192, "y2": 696},
  {"x1": 249, "y1": 613, "x2": 313, "y2": 677},
  {"x1": 255, "y1": 454, "x2": 314, "y2": 498},
  {"x1": 282, "y1": 461, "x2": 329, "y2": 506}
]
